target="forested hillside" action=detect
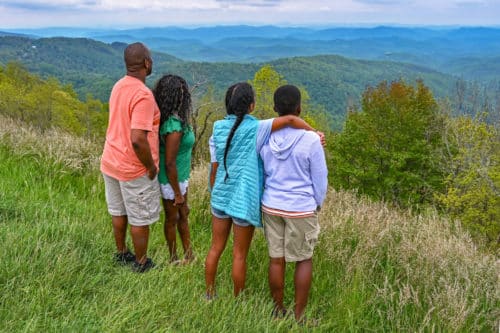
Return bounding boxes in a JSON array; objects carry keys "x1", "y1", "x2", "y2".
[
  {"x1": 1, "y1": 63, "x2": 497, "y2": 247},
  {"x1": 5, "y1": 25, "x2": 500, "y2": 84},
  {"x1": 0, "y1": 36, "x2": 459, "y2": 119}
]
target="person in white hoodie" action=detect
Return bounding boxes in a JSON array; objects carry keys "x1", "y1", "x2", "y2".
[{"x1": 260, "y1": 85, "x2": 328, "y2": 322}]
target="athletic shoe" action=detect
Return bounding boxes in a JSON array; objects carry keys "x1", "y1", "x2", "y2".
[
  {"x1": 114, "y1": 251, "x2": 135, "y2": 265},
  {"x1": 132, "y1": 258, "x2": 155, "y2": 273}
]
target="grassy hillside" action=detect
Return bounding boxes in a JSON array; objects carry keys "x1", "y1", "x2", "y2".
[
  {"x1": 0, "y1": 115, "x2": 497, "y2": 331},
  {"x1": 0, "y1": 36, "x2": 458, "y2": 118}
]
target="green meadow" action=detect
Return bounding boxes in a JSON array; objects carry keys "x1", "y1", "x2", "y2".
[{"x1": 0, "y1": 116, "x2": 498, "y2": 332}]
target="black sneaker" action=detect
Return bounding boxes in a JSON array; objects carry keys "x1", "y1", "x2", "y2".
[
  {"x1": 132, "y1": 258, "x2": 155, "y2": 273},
  {"x1": 271, "y1": 307, "x2": 288, "y2": 320},
  {"x1": 114, "y1": 251, "x2": 135, "y2": 265}
]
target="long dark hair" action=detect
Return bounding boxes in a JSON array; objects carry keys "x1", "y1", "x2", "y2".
[
  {"x1": 153, "y1": 74, "x2": 191, "y2": 128},
  {"x1": 223, "y1": 82, "x2": 255, "y2": 181},
  {"x1": 224, "y1": 83, "x2": 238, "y2": 115}
]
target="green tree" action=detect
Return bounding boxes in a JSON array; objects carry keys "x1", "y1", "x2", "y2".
[
  {"x1": 190, "y1": 85, "x2": 224, "y2": 164},
  {"x1": 329, "y1": 80, "x2": 446, "y2": 207},
  {"x1": 250, "y1": 64, "x2": 287, "y2": 119},
  {"x1": 0, "y1": 62, "x2": 107, "y2": 138},
  {"x1": 438, "y1": 113, "x2": 500, "y2": 247}
]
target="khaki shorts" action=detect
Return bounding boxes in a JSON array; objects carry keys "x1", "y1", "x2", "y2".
[
  {"x1": 103, "y1": 173, "x2": 161, "y2": 226},
  {"x1": 263, "y1": 212, "x2": 320, "y2": 262}
]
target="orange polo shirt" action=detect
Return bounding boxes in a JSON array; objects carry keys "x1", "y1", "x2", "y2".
[{"x1": 100, "y1": 75, "x2": 160, "y2": 181}]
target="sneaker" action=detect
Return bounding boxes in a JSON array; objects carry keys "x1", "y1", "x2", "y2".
[
  {"x1": 114, "y1": 250, "x2": 135, "y2": 265},
  {"x1": 132, "y1": 258, "x2": 155, "y2": 273},
  {"x1": 271, "y1": 307, "x2": 288, "y2": 320},
  {"x1": 204, "y1": 292, "x2": 217, "y2": 301}
]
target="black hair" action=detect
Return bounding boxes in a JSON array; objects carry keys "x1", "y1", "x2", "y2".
[
  {"x1": 223, "y1": 82, "x2": 255, "y2": 181},
  {"x1": 273, "y1": 84, "x2": 301, "y2": 116},
  {"x1": 224, "y1": 83, "x2": 238, "y2": 115},
  {"x1": 153, "y1": 74, "x2": 191, "y2": 128}
]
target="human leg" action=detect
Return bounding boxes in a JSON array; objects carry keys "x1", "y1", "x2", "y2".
[
  {"x1": 163, "y1": 198, "x2": 179, "y2": 262},
  {"x1": 120, "y1": 174, "x2": 161, "y2": 268},
  {"x1": 204, "y1": 215, "x2": 232, "y2": 297},
  {"x1": 294, "y1": 258, "x2": 312, "y2": 321},
  {"x1": 130, "y1": 225, "x2": 150, "y2": 264},
  {"x1": 103, "y1": 174, "x2": 130, "y2": 255},
  {"x1": 232, "y1": 223, "x2": 255, "y2": 296},
  {"x1": 177, "y1": 191, "x2": 193, "y2": 261},
  {"x1": 282, "y1": 215, "x2": 319, "y2": 321},
  {"x1": 262, "y1": 212, "x2": 287, "y2": 313},
  {"x1": 112, "y1": 215, "x2": 128, "y2": 253},
  {"x1": 269, "y1": 257, "x2": 286, "y2": 314}
]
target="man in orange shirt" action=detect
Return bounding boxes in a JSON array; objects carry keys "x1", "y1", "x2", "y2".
[{"x1": 101, "y1": 42, "x2": 161, "y2": 273}]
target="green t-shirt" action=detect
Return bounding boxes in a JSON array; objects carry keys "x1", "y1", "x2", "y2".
[{"x1": 158, "y1": 116, "x2": 195, "y2": 185}]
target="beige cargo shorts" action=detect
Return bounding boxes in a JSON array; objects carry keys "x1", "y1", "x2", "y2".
[
  {"x1": 103, "y1": 173, "x2": 161, "y2": 226},
  {"x1": 263, "y1": 212, "x2": 320, "y2": 262}
]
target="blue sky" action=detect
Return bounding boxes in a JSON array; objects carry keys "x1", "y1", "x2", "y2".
[{"x1": 0, "y1": 0, "x2": 498, "y2": 28}]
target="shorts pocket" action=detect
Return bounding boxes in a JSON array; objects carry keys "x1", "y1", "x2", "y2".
[
  {"x1": 134, "y1": 179, "x2": 159, "y2": 221},
  {"x1": 135, "y1": 189, "x2": 152, "y2": 220},
  {"x1": 303, "y1": 227, "x2": 320, "y2": 253}
]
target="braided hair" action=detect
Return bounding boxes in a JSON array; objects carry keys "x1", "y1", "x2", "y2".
[
  {"x1": 153, "y1": 74, "x2": 191, "y2": 128},
  {"x1": 223, "y1": 82, "x2": 255, "y2": 181},
  {"x1": 224, "y1": 83, "x2": 238, "y2": 115}
]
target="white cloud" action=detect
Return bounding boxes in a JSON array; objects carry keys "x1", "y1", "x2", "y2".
[{"x1": 0, "y1": 0, "x2": 498, "y2": 27}]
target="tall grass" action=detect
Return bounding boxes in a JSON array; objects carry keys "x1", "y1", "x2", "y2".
[{"x1": 0, "y1": 115, "x2": 498, "y2": 332}]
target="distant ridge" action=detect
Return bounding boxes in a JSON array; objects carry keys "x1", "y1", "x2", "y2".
[
  {"x1": 0, "y1": 35, "x2": 457, "y2": 118},
  {"x1": 0, "y1": 31, "x2": 36, "y2": 38}
]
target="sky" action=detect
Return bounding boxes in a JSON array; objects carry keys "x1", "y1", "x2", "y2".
[{"x1": 0, "y1": 0, "x2": 499, "y2": 28}]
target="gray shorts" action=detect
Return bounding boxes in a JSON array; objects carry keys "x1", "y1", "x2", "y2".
[
  {"x1": 103, "y1": 173, "x2": 161, "y2": 226},
  {"x1": 211, "y1": 207, "x2": 251, "y2": 227},
  {"x1": 263, "y1": 212, "x2": 320, "y2": 262}
]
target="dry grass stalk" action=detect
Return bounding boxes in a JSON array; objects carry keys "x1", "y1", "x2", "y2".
[{"x1": 0, "y1": 114, "x2": 101, "y2": 172}]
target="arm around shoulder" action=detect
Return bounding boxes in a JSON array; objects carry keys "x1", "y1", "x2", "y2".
[{"x1": 271, "y1": 115, "x2": 314, "y2": 132}]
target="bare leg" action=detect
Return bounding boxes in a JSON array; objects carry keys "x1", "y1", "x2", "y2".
[
  {"x1": 130, "y1": 225, "x2": 150, "y2": 264},
  {"x1": 204, "y1": 215, "x2": 231, "y2": 297},
  {"x1": 112, "y1": 215, "x2": 128, "y2": 253},
  {"x1": 294, "y1": 258, "x2": 313, "y2": 321},
  {"x1": 269, "y1": 257, "x2": 286, "y2": 314},
  {"x1": 163, "y1": 198, "x2": 179, "y2": 262},
  {"x1": 232, "y1": 224, "x2": 255, "y2": 296},
  {"x1": 177, "y1": 192, "x2": 193, "y2": 261}
]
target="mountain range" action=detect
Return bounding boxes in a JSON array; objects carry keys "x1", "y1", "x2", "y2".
[
  {"x1": 3, "y1": 25, "x2": 499, "y2": 81},
  {"x1": 0, "y1": 35, "x2": 460, "y2": 119}
]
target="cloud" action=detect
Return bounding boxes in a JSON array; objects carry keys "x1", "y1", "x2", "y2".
[
  {"x1": 353, "y1": 0, "x2": 410, "y2": 4},
  {"x1": 0, "y1": 0, "x2": 102, "y2": 11},
  {"x1": 0, "y1": 0, "x2": 498, "y2": 28},
  {"x1": 215, "y1": 0, "x2": 283, "y2": 7}
]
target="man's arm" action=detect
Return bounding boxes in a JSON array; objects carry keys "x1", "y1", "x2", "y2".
[
  {"x1": 131, "y1": 129, "x2": 157, "y2": 180},
  {"x1": 271, "y1": 116, "x2": 325, "y2": 145},
  {"x1": 271, "y1": 115, "x2": 313, "y2": 132}
]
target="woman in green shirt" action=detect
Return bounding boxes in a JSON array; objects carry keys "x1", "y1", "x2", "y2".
[{"x1": 153, "y1": 74, "x2": 195, "y2": 264}]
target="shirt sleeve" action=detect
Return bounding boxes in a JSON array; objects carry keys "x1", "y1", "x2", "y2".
[
  {"x1": 256, "y1": 118, "x2": 274, "y2": 151},
  {"x1": 160, "y1": 117, "x2": 183, "y2": 136},
  {"x1": 309, "y1": 137, "x2": 328, "y2": 207},
  {"x1": 130, "y1": 91, "x2": 155, "y2": 131},
  {"x1": 209, "y1": 135, "x2": 217, "y2": 163}
]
